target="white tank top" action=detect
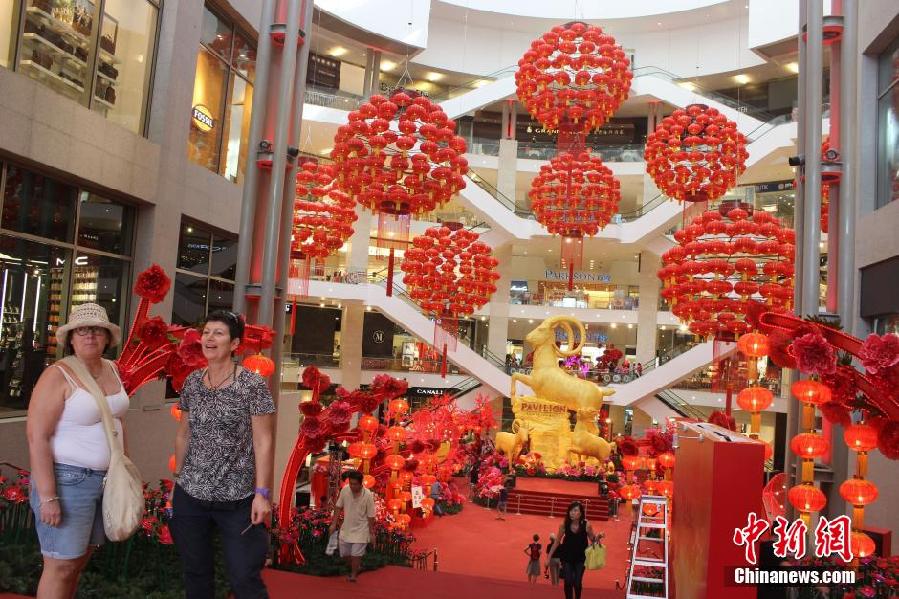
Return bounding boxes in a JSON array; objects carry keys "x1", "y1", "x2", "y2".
[{"x1": 51, "y1": 362, "x2": 130, "y2": 471}]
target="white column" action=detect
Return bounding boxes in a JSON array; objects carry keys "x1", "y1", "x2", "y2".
[
  {"x1": 636, "y1": 252, "x2": 661, "y2": 364},
  {"x1": 340, "y1": 302, "x2": 365, "y2": 392},
  {"x1": 487, "y1": 245, "x2": 512, "y2": 359},
  {"x1": 347, "y1": 206, "x2": 372, "y2": 274}
]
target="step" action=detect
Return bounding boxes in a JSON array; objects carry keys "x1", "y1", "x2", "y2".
[
  {"x1": 634, "y1": 558, "x2": 667, "y2": 567},
  {"x1": 628, "y1": 594, "x2": 669, "y2": 599},
  {"x1": 637, "y1": 536, "x2": 665, "y2": 542},
  {"x1": 638, "y1": 523, "x2": 666, "y2": 529},
  {"x1": 631, "y1": 576, "x2": 665, "y2": 584}
]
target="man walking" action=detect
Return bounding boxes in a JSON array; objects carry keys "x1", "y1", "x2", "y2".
[{"x1": 329, "y1": 470, "x2": 376, "y2": 582}]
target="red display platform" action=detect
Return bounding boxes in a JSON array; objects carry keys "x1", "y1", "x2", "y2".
[
  {"x1": 671, "y1": 421, "x2": 766, "y2": 599},
  {"x1": 509, "y1": 477, "x2": 608, "y2": 521}
]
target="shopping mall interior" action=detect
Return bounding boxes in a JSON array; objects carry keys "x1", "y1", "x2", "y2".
[{"x1": 0, "y1": 0, "x2": 898, "y2": 598}]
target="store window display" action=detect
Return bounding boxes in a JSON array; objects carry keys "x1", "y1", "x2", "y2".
[
  {"x1": 173, "y1": 220, "x2": 237, "y2": 326},
  {"x1": 2, "y1": 0, "x2": 158, "y2": 134},
  {"x1": 0, "y1": 162, "x2": 135, "y2": 416},
  {"x1": 188, "y1": 4, "x2": 256, "y2": 184}
]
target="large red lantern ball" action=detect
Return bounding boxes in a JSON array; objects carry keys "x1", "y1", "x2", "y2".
[
  {"x1": 790, "y1": 432, "x2": 829, "y2": 459},
  {"x1": 843, "y1": 422, "x2": 878, "y2": 453},
  {"x1": 401, "y1": 226, "x2": 500, "y2": 319},
  {"x1": 791, "y1": 379, "x2": 832, "y2": 406},
  {"x1": 243, "y1": 353, "x2": 275, "y2": 377},
  {"x1": 515, "y1": 21, "x2": 632, "y2": 132},
  {"x1": 839, "y1": 478, "x2": 878, "y2": 506},
  {"x1": 737, "y1": 387, "x2": 774, "y2": 412},
  {"x1": 645, "y1": 103, "x2": 748, "y2": 203},
  {"x1": 528, "y1": 151, "x2": 621, "y2": 236},
  {"x1": 659, "y1": 203, "x2": 795, "y2": 337},
  {"x1": 293, "y1": 161, "x2": 357, "y2": 260},
  {"x1": 331, "y1": 91, "x2": 468, "y2": 217},
  {"x1": 787, "y1": 483, "x2": 827, "y2": 513}
]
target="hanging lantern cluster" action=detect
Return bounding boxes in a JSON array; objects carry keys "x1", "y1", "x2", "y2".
[
  {"x1": 529, "y1": 151, "x2": 621, "y2": 236},
  {"x1": 331, "y1": 91, "x2": 468, "y2": 218},
  {"x1": 293, "y1": 162, "x2": 357, "y2": 260},
  {"x1": 645, "y1": 104, "x2": 748, "y2": 203},
  {"x1": 841, "y1": 422, "x2": 880, "y2": 559},
  {"x1": 515, "y1": 21, "x2": 632, "y2": 132},
  {"x1": 736, "y1": 332, "x2": 773, "y2": 439},
  {"x1": 787, "y1": 379, "x2": 831, "y2": 528},
  {"x1": 401, "y1": 227, "x2": 500, "y2": 318},
  {"x1": 658, "y1": 203, "x2": 795, "y2": 338}
]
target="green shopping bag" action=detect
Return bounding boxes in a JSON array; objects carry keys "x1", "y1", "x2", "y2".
[{"x1": 585, "y1": 542, "x2": 606, "y2": 570}]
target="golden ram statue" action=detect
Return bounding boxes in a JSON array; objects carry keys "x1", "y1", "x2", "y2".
[{"x1": 506, "y1": 316, "x2": 614, "y2": 469}]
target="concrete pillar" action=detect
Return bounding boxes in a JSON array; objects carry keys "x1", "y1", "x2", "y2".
[
  {"x1": 347, "y1": 205, "x2": 372, "y2": 274},
  {"x1": 340, "y1": 302, "x2": 365, "y2": 392},
  {"x1": 487, "y1": 245, "x2": 512, "y2": 361},
  {"x1": 362, "y1": 48, "x2": 381, "y2": 98},
  {"x1": 643, "y1": 102, "x2": 663, "y2": 207},
  {"x1": 497, "y1": 139, "x2": 518, "y2": 207},
  {"x1": 636, "y1": 252, "x2": 661, "y2": 364}
]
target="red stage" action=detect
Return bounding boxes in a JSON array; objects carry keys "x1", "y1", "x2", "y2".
[{"x1": 509, "y1": 477, "x2": 608, "y2": 521}]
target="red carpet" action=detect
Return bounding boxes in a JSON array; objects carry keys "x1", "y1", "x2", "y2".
[{"x1": 515, "y1": 477, "x2": 602, "y2": 496}]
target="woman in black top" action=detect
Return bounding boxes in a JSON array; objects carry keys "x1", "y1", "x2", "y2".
[{"x1": 547, "y1": 501, "x2": 597, "y2": 599}]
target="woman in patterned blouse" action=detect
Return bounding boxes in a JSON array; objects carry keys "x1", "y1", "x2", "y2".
[{"x1": 170, "y1": 310, "x2": 276, "y2": 599}]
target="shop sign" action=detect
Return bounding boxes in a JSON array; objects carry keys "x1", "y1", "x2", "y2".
[
  {"x1": 410, "y1": 486, "x2": 424, "y2": 509},
  {"x1": 191, "y1": 104, "x2": 215, "y2": 132},
  {"x1": 407, "y1": 387, "x2": 460, "y2": 398},
  {"x1": 544, "y1": 269, "x2": 611, "y2": 283},
  {"x1": 372, "y1": 330, "x2": 386, "y2": 344},
  {"x1": 752, "y1": 180, "x2": 794, "y2": 193}
]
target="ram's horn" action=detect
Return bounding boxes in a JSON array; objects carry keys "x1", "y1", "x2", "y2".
[{"x1": 548, "y1": 317, "x2": 586, "y2": 357}]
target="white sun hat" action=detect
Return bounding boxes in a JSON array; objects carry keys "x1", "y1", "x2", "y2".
[{"x1": 56, "y1": 303, "x2": 122, "y2": 347}]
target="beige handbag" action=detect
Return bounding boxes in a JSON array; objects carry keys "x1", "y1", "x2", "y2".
[{"x1": 62, "y1": 356, "x2": 144, "y2": 542}]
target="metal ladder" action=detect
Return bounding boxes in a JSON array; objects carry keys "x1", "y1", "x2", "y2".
[{"x1": 624, "y1": 495, "x2": 669, "y2": 599}]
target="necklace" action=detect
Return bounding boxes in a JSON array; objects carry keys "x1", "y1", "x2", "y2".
[{"x1": 206, "y1": 363, "x2": 236, "y2": 390}]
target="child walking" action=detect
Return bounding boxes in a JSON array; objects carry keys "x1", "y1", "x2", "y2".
[{"x1": 524, "y1": 533, "x2": 542, "y2": 583}]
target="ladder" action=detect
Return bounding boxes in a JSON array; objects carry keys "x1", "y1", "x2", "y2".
[{"x1": 624, "y1": 495, "x2": 669, "y2": 599}]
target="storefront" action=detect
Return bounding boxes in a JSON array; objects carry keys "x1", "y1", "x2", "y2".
[
  {"x1": 1, "y1": 0, "x2": 160, "y2": 135},
  {"x1": 0, "y1": 160, "x2": 136, "y2": 416}
]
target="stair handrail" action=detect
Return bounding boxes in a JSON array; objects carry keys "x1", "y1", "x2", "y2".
[{"x1": 655, "y1": 389, "x2": 707, "y2": 420}]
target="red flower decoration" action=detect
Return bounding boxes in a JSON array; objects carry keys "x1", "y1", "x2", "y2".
[
  {"x1": 616, "y1": 436, "x2": 639, "y2": 456},
  {"x1": 820, "y1": 401, "x2": 851, "y2": 426},
  {"x1": 646, "y1": 430, "x2": 673, "y2": 456},
  {"x1": 404, "y1": 458, "x2": 419, "y2": 472},
  {"x1": 134, "y1": 264, "x2": 171, "y2": 303},
  {"x1": 708, "y1": 410, "x2": 736, "y2": 431},
  {"x1": 300, "y1": 415, "x2": 329, "y2": 443},
  {"x1": 409, "y1": 440, "x2": 426, "y2": 455},
  {"x1": 158, "y1": 524, "x2": 173, "y2": 545},
  {"x1": 165, "y1": 352, "x2": 194, "y2": 393},
  {"x1": 177, "y1": 329, "x2": 206, "y2": 369},
  {"x1": 859, "y1": 333, "x2": 899, "y2": 375},
  {"x1": 821, "y1": 366, "x2": 858, "y2": 404},
  {"x1": 877, "y1": 421, "x2": 899, "y2": 460},
  {"x1": 327, "y1": 401, "x2": 353, "y2": 428},
  {"x1": 301, "y1": 366, "x2": 331, "y2": 391},
  {"x1": 791, "y1": 332, "x2": 836, "y2": 375},
  {"x1": 240, "y1": 324, "x2": 276, "y2": 355},
  {"x1": 138, "y1": 317, "x2": 170, "y2": 349},
  {"x1": 370, "y1": 374, "x2": 408, "y2": 400},
  {"x1": 299, "y1": 402, "x2": 322, "y2": 417},
  {"x1": 2, "y1": 485, "x2": 26, "y2": 503}
]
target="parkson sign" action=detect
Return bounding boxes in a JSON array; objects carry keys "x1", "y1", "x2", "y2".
[{"x1": 544, "y1": 270, "x2": 612, "y2": 283}]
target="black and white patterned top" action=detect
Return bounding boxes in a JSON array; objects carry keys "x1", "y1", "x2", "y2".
[{"x1": 178, "y1": 367, "x2": 276, "y2": 502}]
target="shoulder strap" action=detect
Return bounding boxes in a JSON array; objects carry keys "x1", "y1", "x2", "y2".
[
  {"x1": 54, "y1": 364, "x2": 80, "y2": 392},
  {"x1": 61, "y1": 356, "x2": 124, "y2": 457}
]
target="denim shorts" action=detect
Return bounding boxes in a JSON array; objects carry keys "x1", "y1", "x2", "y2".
[{"x1": 30, "y1": 463, "x2": 107, "y2": 560}]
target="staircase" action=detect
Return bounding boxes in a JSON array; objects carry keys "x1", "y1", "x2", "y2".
[{"x1": 507, "y1": 487, "x2": 609, "y2": 521}]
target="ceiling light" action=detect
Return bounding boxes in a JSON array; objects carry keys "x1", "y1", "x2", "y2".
[
  {"x1": 319, "y1": 302, "x2": 325, "y2": 307},
  {"x1": 610, "y1": 323, "x2": 617, "y2": 329},
  {"x1": 734, "y1": 74, "x2": 751, "y2": 85},
  {"x1": 425, "y1": 72, "x2": 444, "y2": 82},
  {"x1": 627, "y1": 323, "x2": 633, "y2": 329},
  {"x1": 528, "y1": 319, "x2": 534, "y2": 324},
  {"x1": 660, "y1": 325, "x2": 666, "y2": 330},
  {"x1": 366, "y1": 305, "x2": 372, "y2": 311},
  {"x1": 657, "y1": 21, "x2": 663, "y2": 26},
  {"x1": 329, "y1": 46, "x2": 348, "y2": 57},
  {"x1": 472, "y1": 79, "x2": 489, "y2": 88},
  {"x1": 678, "y1": 81, "x2": 696, "y2": 91},
  {"x1": 319, "y1": 147, "x2": 332, "y2": 156},
  {"x1": 480, "y1": 316, "x2": 486, "y2": 321},
  {"x1": 381, "y1": 60, "x2": 397, "y2": 72},
  {"x1": 785, "y1": 62, "x2": 799, "y2": 74}
]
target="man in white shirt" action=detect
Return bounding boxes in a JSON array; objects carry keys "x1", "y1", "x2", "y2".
[{"x1": 329, "y1": 470, "x2": 376, "y2": 582}]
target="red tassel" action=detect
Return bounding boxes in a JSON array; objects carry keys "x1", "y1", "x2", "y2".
[
  {"x1": 568, "y1": 262, "x2": 575, "y2": 291},
  {"x1": 386, "y1": 248, "x2": 395, "y2": 297},
  {"x1": 441, "y1": 344, "x2": 448, "y2": 378}
]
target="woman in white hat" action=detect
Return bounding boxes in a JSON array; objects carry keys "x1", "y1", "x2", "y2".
[{"x1": 26, "y1": 303, "x2": 128, "y2": 599}]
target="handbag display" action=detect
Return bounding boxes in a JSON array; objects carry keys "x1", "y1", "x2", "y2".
[
  {"x1": 584, "y1": 542, "x2": 606, "y2": 570},
  {"x1": 61, "y1": 356, "x2": 143, "y2": 542}
]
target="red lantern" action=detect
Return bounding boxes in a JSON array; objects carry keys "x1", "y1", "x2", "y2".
[
  {"x1": 387, "y1": 426, "x2": 407, "y2": 443},
  {"x1": 621, "y1": 455, "x2": 642, "y2": 471},
  {"x1": 168, "y1": 454, "x2": 177, "y2": 473},
  {"x1": 737, "y1": 387, "x2": 774, "y2": 412},
  {"x1": 389, "y1": 398, "x2": 409, "y2": 416},
  {"x1": 385, "y1": 454, "x2": 405, "y2": 471},
  {"x1": 170, "y1": 405, "x2": 182, "y2": 422},
  {"x1": 790, "y1": 433, "x2": 829, "y2": 458},
  {"x1": 656, "y1": 480, "x2": 674, "y2": 498},
  {"x1": 358, "y1": 442, "x2": 378, "y2": 460},
  {"x1": 850, "y1": 532, "x2": 876, "y2": 558},
  {"x1": 839, "y1": 478, "x2": 879, "y2": 506},
  {"x1": 358, "y1": 415, "x2": 379, "y2": 433},
  {"x1": 737, "y1": 332, "x2": 770, "y2": 357},
  {"x1": 645, "y1": 104, "x2": 748, "y2": 203},
  {"x1": 529, "y1": 151, "x2": 621, "y2": 236},
  {"x1": 243, "y1": 353, "x2": 275, "y2": 377},
  {"x1": 421, "y1": 497, "x2": 435, "y2": 511},
  {"x1": 660, "y1": 205, "x2": 794, "y2": 337},
  {"x1": 791, "y1": 380, "x2": 832, "y2": 406},
  {"x1": 843, "y1": 423, "x2": 878, "y2": 453},
  {"x1": 362, "y1": 474, "x2": 376, "y2": 489},
  {"x1": 292, "y1": 161, "x2": 357, "y2": 260},
  {"x1": 514, "y1": 21, "x2": 632, "y2": 133},
  {"x1": 787, "y1": 484, "x2": 827, "y2": 513},
  {"x1": 619, "y1": 484, "x2": 642, "y2": 501},
  {"x1": 657, "y1": 452, "x2": 675, "y2": 469},
  {"x1": 331, "y1": 91, "x2": 468, "y2": 217}
]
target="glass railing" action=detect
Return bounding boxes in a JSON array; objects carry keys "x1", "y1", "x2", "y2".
[
  {"x1": 283, "y1": 352, "x2": 340, "y2": 368},
  {"x1": 641, "y1": 341, "x2": 700, "y2": 373},
  {"x1": 655, "y1": 389, "x2": 707, "y2": 420},
  {"x1": 466, "y1": 137, "x2": 646, "y2": 162},
  {"x1": 509, "y1": 292, "x2": 640, "y2": 310},
  {"x1": 361, "y1": 356, "x2": 465, "y2": 376},
  {"x1": 674, "y1": 368, "x2": 782, "y2": 397},
  {"x1": 304, "y1": 86, "x2": 366, "y2": 111}
]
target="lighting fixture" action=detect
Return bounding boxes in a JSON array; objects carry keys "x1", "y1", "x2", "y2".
[
  {"x1": 381, "y1": 60, "x2": 397, "y2": 72},
  {"x1": 678, "y1": 81, "x2": 696, "y2": 91},
  {"x1": 610, "y1": 323, "x2": 617, "y2": 329},
  {"x1": 329, "y1": 46, "x2": 348, "y2": 57},
  {"x1": 320, "y1": 147, "x2": 333, "y2": 156},
  {"x1": 472, "y1": 79, "x2": 489, "y2": 88},
  {"x1": 785, "y1": 62, "x2": 799, "y2": 74},
  {"x1": 425, "y1": 72, "x2": 444, "y2": 82},
  {"x1": 733, "y1": 73, "x2": 751, "y2": 85}
]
